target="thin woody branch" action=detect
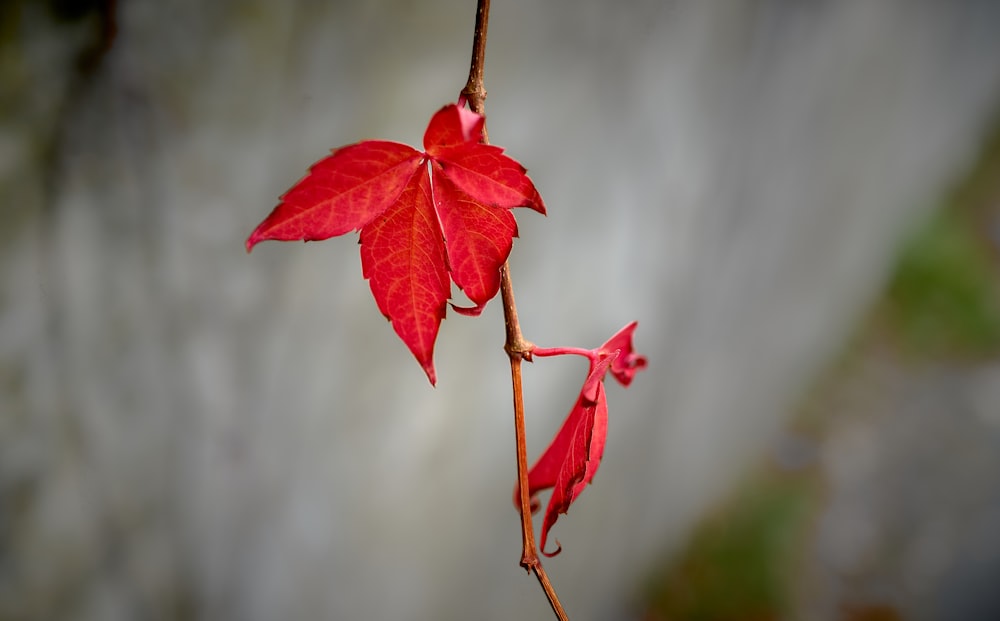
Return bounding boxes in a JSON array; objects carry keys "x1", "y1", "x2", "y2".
[{"x1": 461, "y1": 0, "x2": 569, "y2": 618}]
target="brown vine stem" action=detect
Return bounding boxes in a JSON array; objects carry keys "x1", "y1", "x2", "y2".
[{"x1": 461, "y1": 1, "x2": 569, "y2": 620}]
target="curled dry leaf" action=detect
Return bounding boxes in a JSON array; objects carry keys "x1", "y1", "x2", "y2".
[{"x1": 519, "y1": 321, "x2": 648, "y2": 555}]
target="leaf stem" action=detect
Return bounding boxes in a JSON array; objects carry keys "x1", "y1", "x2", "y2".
[
  {"x1": 461, "y1": 0, "x2": 490, "y2": 143},
  {"x1": 500, "y1": 207, "x2": 573, "y2": 617},
  {"x1": 462, "y1": 1, "x2": 569, "y2": 619},
  {"x1": 531, "y1": 346, "x2": 595, "y2": 359}
]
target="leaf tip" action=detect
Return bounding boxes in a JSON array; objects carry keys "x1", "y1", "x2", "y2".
[
  {"x1": 541, "y1": 539, "x2": 563, "y2": 558},
  {"x1": 531, "y1": 192, "x2": 547, "y2": 216},
  {"x1": 450, "y1": 301, "x2": 486, "y2": 317},
  {"x1": 245, "y1": 232, "x2": 262, "y2": 253},
  {"x1": 423, "y1": 363, "x2": 438, "y2": 387}
]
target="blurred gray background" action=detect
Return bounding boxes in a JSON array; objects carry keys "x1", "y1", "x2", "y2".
[{"x1": 3, "y1": 0, "x2": 1000, "y2": 619}]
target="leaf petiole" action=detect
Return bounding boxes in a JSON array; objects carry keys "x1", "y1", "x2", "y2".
[{"x1": 530, "y1": 345, "x2": 595, "y2": 360}]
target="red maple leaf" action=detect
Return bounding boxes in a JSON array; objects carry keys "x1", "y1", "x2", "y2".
[
  {"x1": 518, "y1": 321, "x2": 647, "y2": 556},
  {"x1": 246, "y1": 104, "x2": 545, "y2": 384}
]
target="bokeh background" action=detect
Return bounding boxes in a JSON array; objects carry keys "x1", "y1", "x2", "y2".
[{"x1": 3, "y1": 1, "x2": 1000, "y2": 619}]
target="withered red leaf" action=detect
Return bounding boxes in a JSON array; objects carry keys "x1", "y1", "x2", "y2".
[{"x1": 521, "y1": 321, "x2": 647, "y2": 555}]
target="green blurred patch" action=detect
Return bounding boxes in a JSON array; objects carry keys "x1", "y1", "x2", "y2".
[
  {"x1": 642, "y1": 472, "x2": 816, "y2": 621},
  {"x1": 879, "y1": 110, "x2": 1000, "y2": 357},
  {"x1": 882, "y1": 198, "x2": 1000, "y2": 357}
]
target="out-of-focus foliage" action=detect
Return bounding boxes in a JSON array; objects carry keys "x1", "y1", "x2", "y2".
[
  {"x1": 883, "y1": 121, "x2": 1000, "y2": 357},
  {"x1": 885, "y1": 210, "x2": 1000, "y2": 354},
  {"x1": 643, "y1": 471, "x2": 817, "y2": 621}
]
